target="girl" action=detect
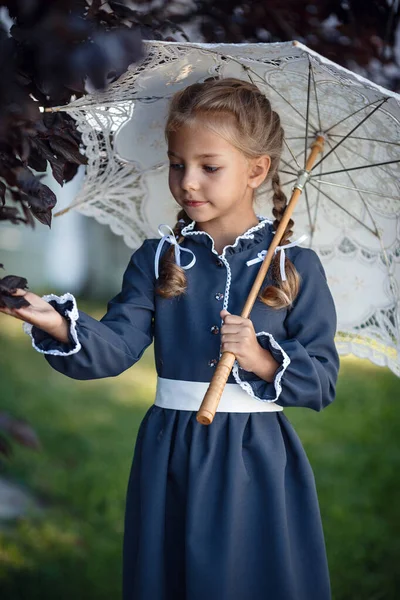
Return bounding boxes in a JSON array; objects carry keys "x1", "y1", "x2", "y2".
[{"x1": 0, "y1": 78, "x2": 339, "y2": 600}]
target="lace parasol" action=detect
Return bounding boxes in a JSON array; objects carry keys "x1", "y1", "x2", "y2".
[{"x1": 48, "y1": 40, "x2": 400, "y2": 376}]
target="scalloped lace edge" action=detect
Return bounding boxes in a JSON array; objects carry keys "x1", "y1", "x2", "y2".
[
  {"x1": 181, "y1": 215, "x2": 273, "y2": 259},
  {"x1": 23, "y1": 293, "x2": 82, "y2": 356},
  {"x1": 336, "y1": 341, "x2": 400, "y2": 377},
  {"x1": 232, "y1": 332, "x2": 291, "y2": 402}
]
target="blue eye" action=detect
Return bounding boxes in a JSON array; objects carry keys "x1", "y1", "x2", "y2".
[
  {"x1": 169, "y1": 163, "x2": 184, "y2": 170},
  {"x1": 204, "y1": 166, "x2": 219, "y2": 173}
]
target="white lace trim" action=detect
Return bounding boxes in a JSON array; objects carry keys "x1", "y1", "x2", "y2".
[
  {"x1": 232, "y1": 332, "x2": 291, "y2": 403},
  {"x1": 220, "y1": 256, "x2": 231, "y2": 312},
  {"x1": 181, "y1": 215, "x2": 273, "y2": 259},
  {"x1": 23, "y1": 293, "x2": 82, "y2": 356}
]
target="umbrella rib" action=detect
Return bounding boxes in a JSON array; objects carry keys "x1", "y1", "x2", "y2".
[
  {"x1": 280, "y1": 169, "x2": 298, "y2": 176},
  {"x1": 304, "y1": 62, "x2": 312, "y2": 169},
  {"x1": 312, "y1": 179, "x2": 400, "y2": 200},
  {"x1": 281, "y1": 146, "x2": 309, "y2": 173},
  {"x1": 280, "y1": 156, "x2": 299, "y2": 174},
  {"x1": 308, "y1": 180, "x2": 378, "y2": 237},
  {"x1": 313, "y1": 161, "x2": 323, "y2": 240},
  {"x1": 303, "y1": 184, "x2": 314, "y2": 244},
  {"x1": 279, "y1": 155, "x2": 299, "y2": 174},
  {"x1": 310, "y1": 59, "x2": 322, "y2": 132},
  {"x1": 312, "y1": 98, "x2": 388, "y2": 170},
  {"x1": 328, "y1": 134, "x2": 400, "y2": 147},
  {"x1": 283, "y1": 139, "x2": 302, "y2": 169},
  {"x1": 313, "y1": 159, "x2": 400, "y2": 177},
  {"x1": 324, "y1": 138, "x2": 381, "y2": 236},
  {"x1": 281, "y1": 177, "x2": 298, "y2": 186},
  {"x1": 324, "y1": 97, "x2": 389, "y2": 134},
  {"x1": 338, "y1": 137, "x2": 400, "y2": 181}
]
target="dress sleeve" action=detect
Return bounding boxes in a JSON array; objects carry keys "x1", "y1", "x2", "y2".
[
  {"x1": 23, "y1": 239, "x2": 155, "y2": 380},
  {"x1": 232, "y1": 248, "x2": 340, "y2": 411}
]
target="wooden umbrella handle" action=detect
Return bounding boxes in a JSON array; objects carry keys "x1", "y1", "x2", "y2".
[
  {"x1": 196, "y1": 136, "x2": 325, "y2": 425},
  {"x1": 196, "y1": 352, "x2": 237, "y2": 425}
]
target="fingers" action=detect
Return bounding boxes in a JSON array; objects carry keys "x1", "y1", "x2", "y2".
[
  {"x1": 220, "y1": 310, "x2": 249, "y2": 325},
  {"x1": 221, "y1": 333, "x2": 252, "y2": 348},
  {"x1": 221, "y1": 326, "x2": 254, "y2": 347},
  {"x1": 220, "y1": 323, "x2": 241, "y2": 336},
  {"x1": 220, "y1": 311, "x2": 254, "y2": 334},
  {"x1": 220, "y1": 310, "x2": 256, "y2": 357}
]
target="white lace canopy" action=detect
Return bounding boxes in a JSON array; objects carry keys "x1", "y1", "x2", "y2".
[{"x1": 50, "y1": 40, "x2": 400, "y2": 376}]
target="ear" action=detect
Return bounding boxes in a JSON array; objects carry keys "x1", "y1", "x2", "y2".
[{"x1": 248, "y1": 155, "x2": 271, "y2": 189}]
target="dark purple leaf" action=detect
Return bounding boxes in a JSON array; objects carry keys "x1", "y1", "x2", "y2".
[
  {"x1": 63, "y1": 161, "x2": 80, "y2": 183},
  {"x1": 25, "y1": 191, "x2": 56, "y2": 226},
  {"x1": 28, "y1": 205, "x2": 52, "y2": 227},
  {"x1": 27, "y1": 145, "x2": 48, "y2": 172},
  {"x1": 49, "y1": 157, "x2": 67, "y2": 186},
  {"x1": 49, "y1": 137, "x2": 87, "y2": 165},
  {"x1": 33, "y1": 137, "x2": 58, "y2": 163},
  {"x1": 12, "y1": 165, "x2": 45, "y2": 196},
  {"x1": 108, "y1": 1, "x2": 144, "y2": 21}
]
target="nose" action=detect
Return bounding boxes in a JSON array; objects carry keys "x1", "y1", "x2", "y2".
[{"x1": 180, "y1": 167, "x2": 200, "y2": 191}]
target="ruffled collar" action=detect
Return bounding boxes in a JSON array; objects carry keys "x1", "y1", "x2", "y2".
[{"x1": 181, "y1": 215, "x2": 274, "y2": 259}]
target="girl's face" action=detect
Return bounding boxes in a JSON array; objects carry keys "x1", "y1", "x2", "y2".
[{"x1": 167, "y1": 119, "x2": 269, "y2": 227}]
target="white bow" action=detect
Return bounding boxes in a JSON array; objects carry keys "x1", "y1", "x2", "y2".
[
  {"x1": 246, "y1": 235, "x2": 308, "y2": 281},
  {"x1": 154, "y1": 224, "x2": 197, "y2": 280}
]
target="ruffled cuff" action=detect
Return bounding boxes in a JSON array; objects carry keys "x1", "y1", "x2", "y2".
[
  {"x1": 23, "y1": 293, "x2": 82, "y2": 356},
  {"x1": 232, "y1": 332, "x2": 290, "y2": 403}
]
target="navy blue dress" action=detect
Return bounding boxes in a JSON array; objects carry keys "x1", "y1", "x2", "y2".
[{"x1": 26, "y1": 217, "x2": 340, "y2": 600}]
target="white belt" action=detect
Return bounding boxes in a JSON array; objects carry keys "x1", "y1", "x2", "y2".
[{"x1": 154, "y1": 377, "x2": 283, "y2": 413}]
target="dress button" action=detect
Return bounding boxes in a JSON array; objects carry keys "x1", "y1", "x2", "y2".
[
  {"x1": 215, "y1": 259, "x2": 224, "y2": 267},
  {"x1": 210, "y1": 325, "x2": 220, "y2": 335},
  {"x1": 208, "y1": 359, "x2": 218, "y2": 367},
  {"x1": 215, "y1": 292, "x2": 224, "y2": 301}
]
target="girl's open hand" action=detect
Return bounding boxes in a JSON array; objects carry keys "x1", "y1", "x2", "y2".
[
  {"x1": 220, "y1": 309, "x2": 279, "y2": 383},
  {"x1": 0, "y1": 289, "x2": 69, "y2": 342}
]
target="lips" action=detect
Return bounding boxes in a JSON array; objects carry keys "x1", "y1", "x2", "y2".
[{"x1": 183, "y1": 199, "x2": 208, "y2": 207}]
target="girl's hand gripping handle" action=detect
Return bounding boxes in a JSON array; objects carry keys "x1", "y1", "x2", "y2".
[{"x1": 0, "y1": 289, "x2": 70, "y2": 344}]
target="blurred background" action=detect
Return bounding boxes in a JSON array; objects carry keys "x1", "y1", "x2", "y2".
[{"x1": 0, "y1": 1, "x2": 400, "y2": 599}]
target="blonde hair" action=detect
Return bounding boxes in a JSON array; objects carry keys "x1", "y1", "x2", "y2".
[{"x1": 155, "y1": 77, "x2": 300, "y2": 308}]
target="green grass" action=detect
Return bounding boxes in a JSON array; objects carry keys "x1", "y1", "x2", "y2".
[{"x1": 0, "y1": 306, "x2": 399, "y2": 600}]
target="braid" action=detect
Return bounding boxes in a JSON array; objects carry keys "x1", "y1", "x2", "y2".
[
  {"x1": 259, "y1": 171, "x2": 300, "y2": 308},
  {"x1": 271, "y1": 172, "x2": 294, "y2": 245},
  {"x1": 155, "y1": 209, "x2": 192, "y2": 298}
]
